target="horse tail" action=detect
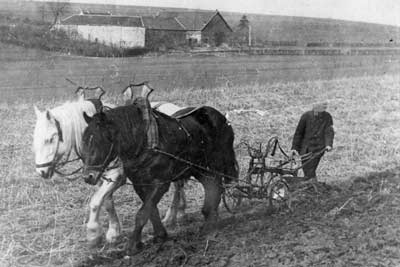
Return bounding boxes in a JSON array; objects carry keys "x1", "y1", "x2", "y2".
[
  {"x1": 220, "y1": 122, "x2": 239, "y2": 184},
  {"x1": 203, "y1": 107, "x2": 239, "y2": 183},
  {"x1": 188, "y1": 106, "x2": 239, "y2": 183}
]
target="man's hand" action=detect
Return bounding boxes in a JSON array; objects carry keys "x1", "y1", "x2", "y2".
[{"x1": 325, "y1": 146, "x2": 332, "y2": 152}]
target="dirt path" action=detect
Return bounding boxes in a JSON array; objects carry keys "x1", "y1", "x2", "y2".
[{"x1": 77, "y1": 168, "x2": 400, "y2": 267}]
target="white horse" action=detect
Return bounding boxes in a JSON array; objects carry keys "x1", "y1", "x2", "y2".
[
  {"x1": 33, "y1": 95, "x2": 98, "y2": 178},
  {"x1": 33, "y1": 93, "x2": 187, "y2": 246}
]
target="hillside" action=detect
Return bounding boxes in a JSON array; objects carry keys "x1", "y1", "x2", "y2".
[{"x1": 1, "y1": 0, "x2": 400, "y2": 45}]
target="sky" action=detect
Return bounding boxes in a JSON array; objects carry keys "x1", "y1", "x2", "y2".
[{"x1": 37, "y1": 0, "x2": 400, "y2": 26}]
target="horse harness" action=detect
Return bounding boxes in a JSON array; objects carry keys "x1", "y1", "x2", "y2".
[
  {"x1": 84, "y1": 106, "x2": 200, "y2": 185},
  {"x1": 35, "y1": 118, "x2": 64, "y2": 170}
]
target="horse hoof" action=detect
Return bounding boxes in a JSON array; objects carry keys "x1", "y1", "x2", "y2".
[
  {"x1": 87, "y1": 235, "x2": 103, "y2": 248},
  {"x1": 126, "y1": 242, "x2": 144, "y2": 256},
  {"x1": 106, "y1": 228, "x2": 121, "y2": 244},
  {"x1": 162, "y1": 218, "x2": 177, "y2": 227},
  {"x1": 152, "y1": 233, "x2": 168, "y2": 244},
  {"x1": 87, "y1": 223, "x2": 103, "y2": 248},
  {"x1": 199, "y1": 222, "x2": 217, "y2": 235},
  {"x1": 178, "y1": 213, "x2": 189, "y2": 223}
]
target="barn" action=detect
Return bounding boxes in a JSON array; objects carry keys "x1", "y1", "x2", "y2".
[
  {"x1": 56, "y1": 13, "x2": 145, "y2": 48},
  {"x1": 157, "y1": 11, "x2": 233, "y2": 47},
  {"x1": 141, "y1": 16, "x2": 186, "y2": 50}
]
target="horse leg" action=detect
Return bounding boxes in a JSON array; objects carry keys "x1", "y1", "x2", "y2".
[
  {"x1": 149, "y1": 184, "x2": 170, "y2": 242},
  {"x1": 128, "y1": 184, "x2": 168, "y2": 254},
  {"x1": 177, "y1": 180, "x2": 187, "y2": 220},
  {"x1": 86, "y1": 179, "x2": 121, "y2": 247},
  {"x1": 197, "y1": 174, "x2": 222, "y2": 233},
  {"x1": 103, "y1": 162, "x2": 126, "y2": 243},
  {"x1": 162, "y1": 181, "x2": 182, "y2": 226},
  {"x1": 103, "y1": 193, "x2": 121, "y2": 243},
  {"x1": 138, "y1": 183, "x2": 170, "y2": 241}
]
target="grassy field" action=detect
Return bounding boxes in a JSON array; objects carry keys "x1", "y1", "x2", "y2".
[
  {"x1": 1, "y1": 42, "x2": 400, "y2": 102},
  {"x1": 1, "y1": 50, "x2": 400, "y2": 266}
]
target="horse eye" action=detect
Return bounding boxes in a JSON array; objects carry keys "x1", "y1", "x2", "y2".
[{"x1": 46, "y1": 134, "x2": 57, "y2": 144}]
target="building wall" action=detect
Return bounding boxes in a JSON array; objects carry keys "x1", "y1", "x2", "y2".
[
  {"x1": 202, "y1": 14, "x2": 231, "y2": 46},
  {"x1": 58, "y1": 24, "x2": 145, "y2": 48},
  {"x1": 145, "y1": 29, "x2": 186, "y2": 50},
  {"x1": 186, "y1": 31, "x2": 202, "y2": 45}
]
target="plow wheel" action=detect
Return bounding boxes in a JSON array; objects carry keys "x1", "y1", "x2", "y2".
[
  {"x1": 222, "y1": 184, "x2": 242, "y2": 214},
  {"x1": 268, "y1": 177, "x2": 290, "y2": 212}
]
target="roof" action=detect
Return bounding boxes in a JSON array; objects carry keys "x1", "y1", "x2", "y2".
[
  {"x1": 60, "y1": 11, "x2": 232, "y2": 32},
  {"x1": 61, "y1": 15, "x2": 144, "y2": 27},
  {"x1": 159, "y1": 11, "x2": 231, "y2": 31},
  {"x1": 141, "y1": 16, "x2": 185, "y2": 30}
]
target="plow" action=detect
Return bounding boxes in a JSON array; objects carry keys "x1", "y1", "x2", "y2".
[{"x1": 222, "y1": 137, "x2": 328, "y2": 213}]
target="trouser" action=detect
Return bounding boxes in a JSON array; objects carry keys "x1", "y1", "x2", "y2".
[{"x1": 301, "y1": 152, "x2": 324, "y2": 179}]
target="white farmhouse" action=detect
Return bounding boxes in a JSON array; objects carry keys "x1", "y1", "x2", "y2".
[{"x1": 56, "y1": 13, "x2": 145, "y2": 48}]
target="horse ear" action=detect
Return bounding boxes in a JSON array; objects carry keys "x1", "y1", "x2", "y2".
[
  {"x1": 34, "y1": 105, "x2": 41, "y2": 117},
  {"x1": 83, "y1": 112, "x2": 93, "y2": 124},
  {"x1": 77, "y1": 93, "x2": 85, "y2": 102},
  {"x1": 122, "y1": 86, "x2": 133, "y2": 103},
  {"x1": 75, "y1": 87, "x2": 85, "y2": 100}
]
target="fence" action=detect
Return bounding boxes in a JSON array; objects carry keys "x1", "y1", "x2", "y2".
[{"x1": 188, "y1": 47, "x2": 400, "y2": 57}]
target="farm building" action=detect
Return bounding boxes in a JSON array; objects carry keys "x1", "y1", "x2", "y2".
[
  {"x1": 159, "y1": 11, "x2": 233, "y2": 46},
  {"x1": 141, "y1": 16, "x2": 186, "y2": 50},
  {"x1": 56, "y1": 13, "x2": 146, "y2": 48},
  {"x1": 56, "y1": 10, "x2": 233, "y2": 49}
]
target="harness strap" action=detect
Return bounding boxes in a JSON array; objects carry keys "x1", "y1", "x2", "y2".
[
  {"x1": 134, "y1": 97, "x2": 159, "y2": 149},
  {"x1": 173, "y1": 117, "x2": 191, "y2": 139},
  {"x1": 152, "y1": 147, "x2": 238, "y2": 181},
  {"x1": 35, "y1": 161, "x2": 54, "y2": 168},
  {"x1": 35, "y1": 127, "x2": 62, "y2": 169},
  {"x1": 54, "y1": 118, "x2": 63, "y2": 142}
]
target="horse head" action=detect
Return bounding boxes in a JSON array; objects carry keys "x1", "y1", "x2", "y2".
[
  {"x1": 33, "y1": 106, "x2": 64, "y2": 179},
  {"x1": 81, "y1": 111, "x2": 119, "y2": 185},
  {"x1": 81, "y1": 98, "x2": 154, "y2": 185}
]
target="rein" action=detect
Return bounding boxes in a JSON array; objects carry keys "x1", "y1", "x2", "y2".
[
  {"x1": 100, "y1": 166, "x2": 192, "y2": 186},
  {"x1": 151, "y1": 147, "x2": 239, "y2": 181}
]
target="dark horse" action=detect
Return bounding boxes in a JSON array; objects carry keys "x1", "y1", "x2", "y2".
[{"x1": 81, "y1": 97, "x2": 238, "y2": 254}]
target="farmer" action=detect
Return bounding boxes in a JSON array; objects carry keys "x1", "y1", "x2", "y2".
[{"x1": 291, "y1": 101, "x2": 334, "y2": 181}]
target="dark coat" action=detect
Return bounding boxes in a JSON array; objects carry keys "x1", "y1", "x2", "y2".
[{"x1": 291, "y1": 110, "x2": 334, "y2": 154}]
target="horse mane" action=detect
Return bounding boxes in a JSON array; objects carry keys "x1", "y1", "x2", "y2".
[
  {"x1": 50, "y1": 100, "x2": 97, "y2": 155},
  {"x1": 99, "y1": 104, "x2": 147, "y2": 157}
]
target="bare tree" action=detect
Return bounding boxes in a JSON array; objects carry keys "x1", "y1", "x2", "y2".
[{"x1": 46, "y1": 0, "x2": 72, "y2": 28}]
